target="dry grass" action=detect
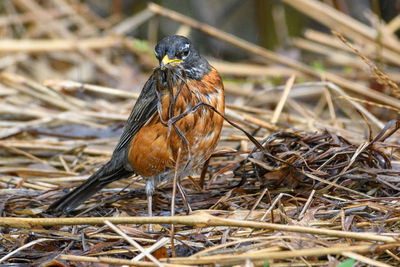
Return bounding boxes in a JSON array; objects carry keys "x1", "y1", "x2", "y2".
[{"x1": 0, "y1": 1, "x2": 399, "y2": 266}]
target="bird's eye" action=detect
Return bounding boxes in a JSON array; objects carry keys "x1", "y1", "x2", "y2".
[{"x1": 181, "y1": 49, "x2": 189, "y2": 59}]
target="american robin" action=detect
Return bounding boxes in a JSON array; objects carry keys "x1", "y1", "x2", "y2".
[{"x1": 48, "y1": 35, "x2": 225, "y2": 215}]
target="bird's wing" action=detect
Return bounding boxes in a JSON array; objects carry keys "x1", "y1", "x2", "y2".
[
  {"x1": 111, "y1": 73, "x2": 159, "y2": 168},
  {"x1": 47, "y1": 73, "x2": 159, "y2": 213}
]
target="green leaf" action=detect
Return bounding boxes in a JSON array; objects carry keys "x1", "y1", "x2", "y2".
[
  {"x1": 133, "y1": 39, "x2": 152, "y2": 54},
  {"x1": 311, "y1": 60, "x2": 325, "y2": 72},
  {"x1": 336, "y1": 258, "x2": 355, "y2": 267},
  {"x1": 344, "y1": 66, "x2": 353, "y2": 75}
]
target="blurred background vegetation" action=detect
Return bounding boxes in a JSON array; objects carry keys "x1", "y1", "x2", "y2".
[
  {"x1": 1, "y1": 0, "x2": 399, "y2": 83},
  {"x1": 87, "y1": 0, "x2": 400, "y2": 53}
]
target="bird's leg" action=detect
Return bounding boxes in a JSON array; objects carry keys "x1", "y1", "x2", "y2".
[
  {"x1": 147, "y1": 194, "x2": 153, "y2": 232},
  {"x1": 146, "y1": 179, "x2": 155, "y2": 232},
  {"x1": 177, "y1": 180, "x2": 192, "y2": 214},
  {"x1": 147, "y1": 194, "x2": 153, "y2": 217}
]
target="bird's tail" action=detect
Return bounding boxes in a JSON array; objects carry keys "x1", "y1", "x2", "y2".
[{"x1": 48, "y1": 164, "x2": 133, "y2": 214}]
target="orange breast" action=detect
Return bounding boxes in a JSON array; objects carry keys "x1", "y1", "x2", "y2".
[{"x1": 128, "y1": 67, "x2": 225, "y2": 178}]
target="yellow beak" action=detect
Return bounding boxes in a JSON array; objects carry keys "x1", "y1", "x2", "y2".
[{"x1": 161, "y1": 55, "x2": 182, "y2": 69}]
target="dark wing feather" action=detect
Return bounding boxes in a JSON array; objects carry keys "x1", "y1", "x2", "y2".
[
  {"x1": 109, "y1": 73, "x2": 159, "y2": 169},
  {"x1": 48, "y1": 72, "x2": 159, "y2": 213}
]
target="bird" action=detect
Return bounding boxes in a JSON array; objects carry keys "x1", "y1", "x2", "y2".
[{"x1": 48, "y1": 35, "x2": 225, "y2": 216}]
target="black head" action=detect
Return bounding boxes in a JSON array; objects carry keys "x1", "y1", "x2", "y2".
[{"x1": 154, "y1": 35, "x2": 210, "y2": 80}]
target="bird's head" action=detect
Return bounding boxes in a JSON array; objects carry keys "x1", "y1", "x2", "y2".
[{"x1": 154, "y1": 35, "x2": 210, "y2": 80}]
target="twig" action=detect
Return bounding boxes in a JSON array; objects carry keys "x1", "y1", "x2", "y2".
[
  {"x1": 104, "y1": 220, "x2": 163, "y2": 267},
  {"x1": 171, "y1": 148, "x2": 182, "y2": 257},
  {"x1": 168, "y1": 244, "x2": 395, "y2": 265},
  {"x1": 283, "y1": 0, "x2": 400, "y2": 55},
  {"x1": 299, "y1": 189, "x2": 315, "y2": 220},
  {"x1": 333, "y1": 31, "x2": 400, "y2": 97},
  {"x1": 271, "y1": 74, "x2": 295, "y2": 124},
  {"x1": 338, "y1": 95, "x2": 400, "y2": 114},
  {"x1": 342, "y1": 251, "x2": 393, "y2": 267},
  {"x1": 113, "y1": 8, "x2": 154, "y2": 34},
  {"x1": 0, "y1": 238, "x2": 52, "y2": 263},
  {"x1": 244, "y1": 187, "x2": 269, "y2": 220},
  {"x1": 132, "y1": 237, "x2": 169, "y2": 262},
  {"x1": 302, "y1": 171, "x2": 371, "y2": 198},
  {"x1": 0, "y1": 37, "x2": 123, "y2": 53},
  {"x1": 58, "y1": 254, "x2": 187, "y2": 267},
  {"x1": 44, "y1": 79, "x2": 139, "y2": 99},
  {"x1": 1, "y1": 212, "x2": 397, "y2": 243}
]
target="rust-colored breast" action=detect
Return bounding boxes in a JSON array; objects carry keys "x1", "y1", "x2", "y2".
[{"x1": 128, "y1": 67, "x2": 225, "y2": 178}]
